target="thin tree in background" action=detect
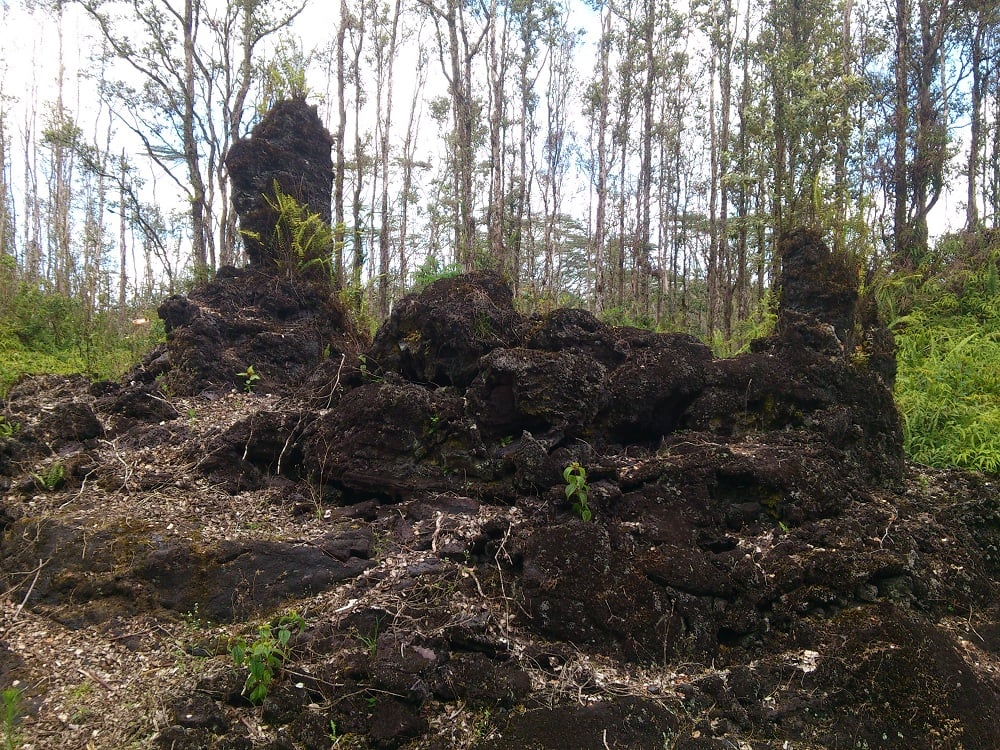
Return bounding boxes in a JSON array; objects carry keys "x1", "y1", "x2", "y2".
[
  {"x1": 586, "y1": 1, "x2": 612, "y2": 314},
  {"x1": 375, "y1": 0, "x2": 403, "y2": 318},
  {"x1": 484, "y1": 0, "x2": 509, "y2": 273},
  {"x1": 333, "y1": 0, "x2": 351, "y2": 289},
  {"x1": 350, "y1": 4, "x2": 367, "y2": 295},
  {"x1": 0, "y1": 91, "x2": 14, "y2": 261},
  {"x1": 398, "y1": 42, "x2": 430, "y2": 291},
  {"x1": 540, "y1": 1, "x2": 575, "y2": 299},
  {"x1": 418, "y1": 0, "x2": 488, "y2": 270}
]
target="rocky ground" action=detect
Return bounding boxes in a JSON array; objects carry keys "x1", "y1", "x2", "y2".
[{"x1": 1, "y1": 233, "x2": 999, "y2": 749}]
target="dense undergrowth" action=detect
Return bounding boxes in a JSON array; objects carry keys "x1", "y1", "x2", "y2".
[
  {"x1": 0, "y1": 274, "x2": 164, "y2": 396},
  {"x1": 887, "y1": 231, "x2": 1000, "y2": 473}
]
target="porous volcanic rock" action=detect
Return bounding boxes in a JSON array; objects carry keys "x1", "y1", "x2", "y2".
[
  {"x1": 225, "y1": 99, "x2": 334, "y2": 270},
  {"x1": 366, "y1": 270, "x2": 522, "y2": 388},
  {"x1": 133, "y1": 266, "x2": 366, "y2": 397},
  {"x1": 300, "y1": 379, "x2": 493, "y2": 501},
  {"x1": 776, "y1": 226, "x2": 859, "y2": 348}
]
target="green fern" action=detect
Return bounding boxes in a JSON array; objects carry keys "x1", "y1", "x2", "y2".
[{"x1": 242, "y1": 182, "x2": 334, "y2": 282}]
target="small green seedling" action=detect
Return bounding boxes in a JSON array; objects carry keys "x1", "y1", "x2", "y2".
[
  {"x1": 230, "y1": 611, "x2": 306, "y2": 703},
  {"x1": 1, "y1": 686, "x2": 24, "y2": 750},
  {"x1": 0, "y1": 417, "x2": 19, "y2": 439},
  {"x1": 237, "y1": 365, "x2": 261, "y2": 393},
  {"x1": 563, "y1": 462, "x2": 592, "y2": 522},
  {"x1": 32, "y1": 462, "x2": 65, "y2": 492}
]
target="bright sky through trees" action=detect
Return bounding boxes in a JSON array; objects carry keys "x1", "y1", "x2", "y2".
[{"x1": 0, "y1": 0, "x2": 993, "y2": 347}]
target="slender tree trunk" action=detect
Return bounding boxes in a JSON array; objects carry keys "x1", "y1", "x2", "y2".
[
  {"x1": 118, "y1": 151, "x2": 128, "y2": 323},
  {"x1": 707, "y1": 0, "x2": 720, "y2": 338},
  {"x1": 719, "y1": 0, "x2": 733, "y2": 341},
  {"x1": 485, "y1": 0, "x2": 508, "y2": 270},
  {"x1": 514, "y1": 5, "x2": 535, "y2": 297},
  {"x1": 735, "y1": 5, "x2": 751, "y2": 324},
  {"x1": 182, "y1": 0, "x2": 209, "y2": 274},
  {"x1": 893, "y1": 0, "x2": 911, "y2": 262},
  {"x1": 50, "y1": 11, "x2": 74, "y2": 295},
  {"x1": 351, "y1": 22, "x2": 365, "y2": 296},
  {"x1": 592, "y1": 4, "x2": 611, "y2": 314},
  {"x1": 399, "y1": 48, "x2": 427, "y2": 293},
  {"x1": 833, "y1": 0, "x2": 854, "y2": 254},
  {"x1": 0, "y1": 95, "x2": 12, "y2": 260},
  {"x1": 23, "y1": 97, "x2": 42, "y2": 282},
  {"x1": 966, "y1": 12, "x2": 983, "y2": 231},
  {"x1": 636, "y1": 0, "x2": 655, "y2": 319},
  {"x1": 377, "y1": 0, "x2": 402, "y2": 318},
  {"x1": 334, "y1": 0, "x2": 349, "y2": 290}
]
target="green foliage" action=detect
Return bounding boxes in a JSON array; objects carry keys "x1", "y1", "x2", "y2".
[
  {"x1": 598, "y1": 306, "x2": 657, "y2": 331},
  {"x1": 258, "y1": 35, "x2": 312, "y2": 114},
  {"x1": 410, "y1": 255, "x2": 461, "y2": 293},
  {"x1": 1, "y1": 686, "x2": 23, "y2": 750},
  {"x1": 718, "y1": 290, "x2": 778, "y2": 356},
  {"x1": 229, "y1": 611, "x2": 307, "y2": 704},
  {"x1": 891, "y1": 237, "x2": 1000, "y2": 473},
  {"x1": 0, "y1": 282, "x2": 165, "y2": 397},
  {"x1": 338, "y1": 284, "x2": 379, "y2": 337},
  {"x1": 0, "y1": 417, "x2": 18, "y2": 439},
  {"x1": 563, "y1": 462, "x2": 592, "y2": 521},
  {"x1": 32, "y1": 462, "x2": 65, "y2": 491},
  {"x1": 353, "y1": 616, "x2": 382, "y2": 658},
  {"x1": 242, "y1": 183, "x2": 334, "y2": 282},
  {"x1": 237, "y1": 364, "x2": 261, "y2": 393}
]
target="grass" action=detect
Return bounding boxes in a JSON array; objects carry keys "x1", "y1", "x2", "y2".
[
  {"x1": 1, "y1": 687, "x2": 23, "y2": 750},
  {"x1": 0, "y1": 316, "x2": 164, "y2": 398}
]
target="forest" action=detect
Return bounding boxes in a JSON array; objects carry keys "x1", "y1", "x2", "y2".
[{"x1": 0, "y1": 0, "x2": 998, "y2": 471}]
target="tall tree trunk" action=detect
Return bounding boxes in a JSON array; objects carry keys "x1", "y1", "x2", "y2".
[
  {"x1": 734, "y1": 4, "x2": 751, "y2": 324},
  {"x1": 334, "y1": 0, "x2": 349, "y2": 290},
  {"x1": 182, "y1": 0, "x2": 209, "y2": 275},
  {"x1": 707, "y1": 0, "x2": 720, "y2": 337},
  {"x1": 718, "y1": 0, "x2": 733, "y2": 340},
  {"x1": 966, "y1": 11, "x2": 984, "y2": 231},
  {"x1": 636, "y1": 0, "x2": 655, "y2": 319},
  {"x1": 893, "y1": 0, "x2": 911, "y2": 262},
  {"x1": 399, "y1": 47, "x2": 427, "y2": 293},
  {"x1": 351, "y1": 20, "x2": 365, "y2": 297},
  {"x1": 591, "y1": 3, "x2": 611, "y2": 314},
  {"x1": 419, "y1": 0, "x2": 482, "y2": 269},
  {"x1": 118, "y1": 151, "x2": 128, "y2": 323},
  {"x1": 834, "y1": 0, "x2": 854, "y2": 254},
  {"x1": 485, "y1": 0, "x2": 508, "y2": 270},
  {"x1": 377, "y1": 0, "x2": 402, "y2": 318}
]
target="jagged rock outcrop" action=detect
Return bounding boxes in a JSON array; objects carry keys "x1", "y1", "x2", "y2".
[
  {"x1": 367, "y1": 270, "x2": 523, "y2": 388},
  {"x1": 225, "y1": 99, "x2": 334, "y2": 270},
  {"x1": 121, "y1": 266, "x2": 366, "y2": 398}
]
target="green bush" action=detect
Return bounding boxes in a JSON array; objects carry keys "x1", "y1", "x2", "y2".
[{"x1": 410, "y1": 255, "x2": 461, "y2": 293}]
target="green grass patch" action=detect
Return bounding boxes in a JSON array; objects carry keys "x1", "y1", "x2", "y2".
[
  {"x1": 0, "y1": 325, "x2": 90, "y2": 395},
  {"x1": 0, "y1": 283, "x2": 165, "y2": 398}
]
